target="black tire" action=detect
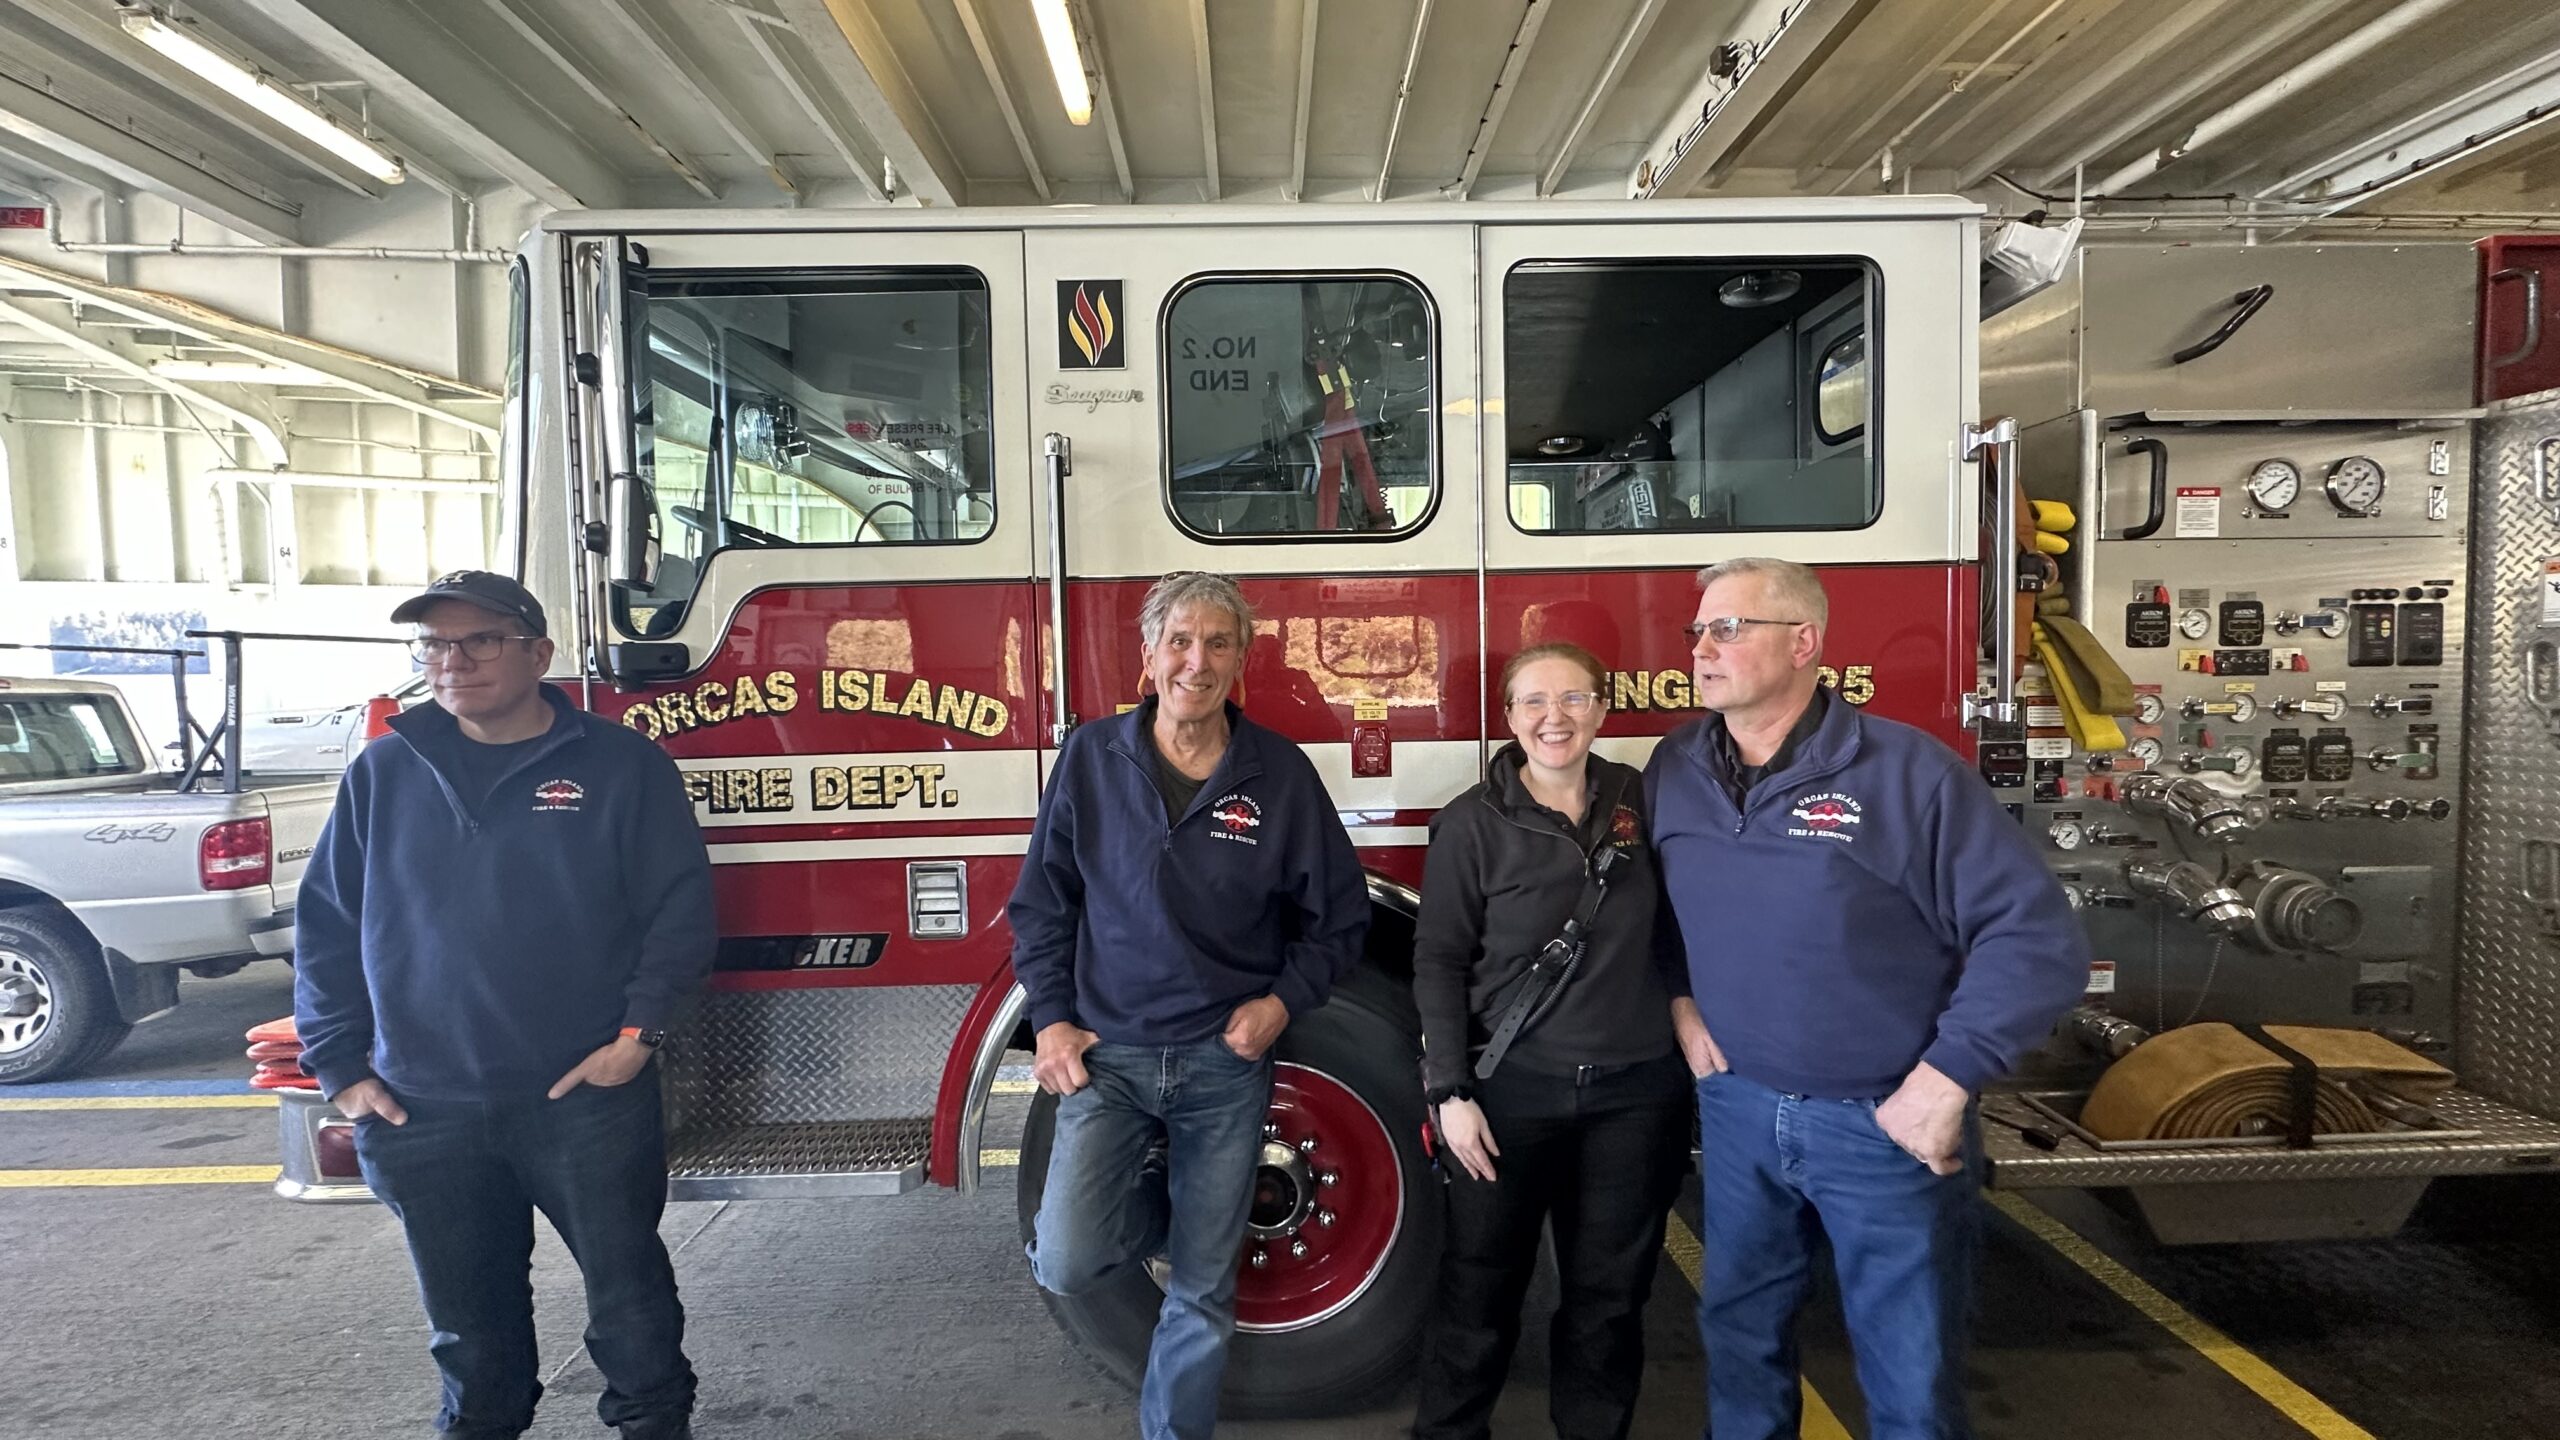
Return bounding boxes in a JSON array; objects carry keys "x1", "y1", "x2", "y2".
[
  {"x1": 0, "y1": 905, "x2": 133, "y2": 1084},
  {"x1": 1016, "y1": 976, "x2": 1442, "y2": 1417}
]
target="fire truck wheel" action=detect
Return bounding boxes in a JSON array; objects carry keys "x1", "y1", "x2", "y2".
[
  {"x1": 0, "y1": 905, "x2": 131, "y2": 1085},
  {"x1": 1014, "y1": 979, "x2": 1438, "y2": 1417}
]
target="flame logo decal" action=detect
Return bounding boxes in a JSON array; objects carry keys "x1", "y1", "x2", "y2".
[{"x1": 1067, "y1": 283, "x2": 1115, "y2": 366}]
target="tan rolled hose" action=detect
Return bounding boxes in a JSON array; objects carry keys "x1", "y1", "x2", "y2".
[{"x1": 2078, "y1": 1023, "x2": 2454, "y2": 1142}]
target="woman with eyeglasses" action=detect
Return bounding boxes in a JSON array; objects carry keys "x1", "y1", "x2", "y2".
[{"x1": 1410, "y1": 641, "x2": 1691, "y2": 1440}]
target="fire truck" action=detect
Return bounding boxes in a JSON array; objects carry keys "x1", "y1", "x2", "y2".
[{"x1": 270, "y1": 200, "x2": 2560, "y2": 1413}]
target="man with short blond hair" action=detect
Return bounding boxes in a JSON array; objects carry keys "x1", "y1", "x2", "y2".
[{"x1": 1648, "y1": 556, "x2": 2086, "y2": 1440}]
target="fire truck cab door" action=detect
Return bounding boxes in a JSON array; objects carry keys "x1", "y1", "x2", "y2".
[{"x1": 582, "y1": 228, "x2": 1046, "y2": 842}]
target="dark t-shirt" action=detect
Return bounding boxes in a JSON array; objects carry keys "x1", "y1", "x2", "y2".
[
  {"x1": 451, "y1": 730, "x2": 551, "y2": 813},
  {"x1": 1712, "y1": 687, "x2": 1830, "y2": 810},
  {"x1": 1149, "y1": 738, "x2": 1207, "y2": 825}
]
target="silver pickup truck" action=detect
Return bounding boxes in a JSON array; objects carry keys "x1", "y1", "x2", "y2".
[{"x1": 0, "y1": 676, "x2": 337, "y2": 1082}]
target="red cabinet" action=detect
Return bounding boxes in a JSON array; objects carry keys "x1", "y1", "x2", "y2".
[{"x1": 2480, "y1": 236, "x2": 2560, "y2": 403}]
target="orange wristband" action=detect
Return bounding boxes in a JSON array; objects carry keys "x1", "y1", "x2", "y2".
[{"x1": 619, "y1": 1026, "x2": 643, "y2": 1040}]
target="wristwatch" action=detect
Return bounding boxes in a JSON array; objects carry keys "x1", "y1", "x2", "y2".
[{"x1": 618, "y1": 1025, "x2": 667, "y2": 1049}]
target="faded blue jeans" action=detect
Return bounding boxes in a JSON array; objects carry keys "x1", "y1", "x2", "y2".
[
  {"x1": 1695, "y1": 1069, "x2": 1982, "y2": 1440},
  {"x1": 354, "y1": 1068, "x2": 694, "y2": 1439},
  {"x1": 1029, "y1": 1038, "x2": 1275, "y2": 1440}
]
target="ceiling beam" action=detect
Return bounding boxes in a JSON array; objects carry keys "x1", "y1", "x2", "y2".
[
  {"x1": 1289, "y1": 0, "x2": 1319, "y2": 201},
  {"x1": 2091, "y1": 0, "x2": 2469, "y2": 197},
  {"x1": 732, "y1": 8, "x2": 889, "y2": 202},
  {"x1": 0, "y1": 294, "x2": 286, "y2": 465},
  {"x1": 0, "y1": 67, "x2": 301, "y2": 243},
  {"x1": 0, "y1": 132, "x2": 122, "y2": 200},
  {"x1": 2260, "y1": 48, "x2": 2560, "y2": 212},
  {"x1": 777, "y1": 0, "x2": 964, "y2": 206},
  {"x1": 1450, "y1": 0, "x2": 1552, "y2": 200},
  {"x1": 951, "y1": 0, "x2": 1049, "y2": 202},
  {"x1": 1823, "y1": 0, "x2": 2082, "y2": 197},
  {"x1": 1539, "y1": 0, "x2": 1665, "y2": 198},
  {"x1": 1189, "y1": 0, "x2": 1220, "y2": 200},
  {"x1": 476, "y1": 0, "x2": 717, "y2": 201},
  {"x1": 230, "y1": 0, "x2": 626, "y2": 210},
  {"x1": 595, "y1": 0, "x2": 795, "y2": 200},
  {"x1": 2028, "y1": 0, "x2": 2354, "y2": 189},
  {"x1": 0, "y1": 252, "x2": 499, "y2": 444},
  {"x1": 1073, "y1": 0, "x2": 1135, "y2": 203},
  {"x1": 1376, "y1": 0, "x2": 1437, "y2": 201},
  {"x1": 1637, "y1": 0, "x2": 1878, "y2": 198},
  {"x1": 1951, "y1": 0, "x2": 2222, "y2": 192}
]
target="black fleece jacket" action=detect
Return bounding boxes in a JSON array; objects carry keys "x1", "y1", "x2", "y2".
[{"x1": 1412, "y1": 744, "x2": 1680, "y2": 1094}]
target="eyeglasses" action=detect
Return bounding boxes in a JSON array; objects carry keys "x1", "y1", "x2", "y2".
[
  {"x1": 408, "y1": 631, "x2": 538, "y2": 664},
  {"x1": 1509, "y1": 690, "x2": 1602, "y2": 717},
  {"x1": 1683, "y1": 616, "x2": 1807, "y2": 644}
]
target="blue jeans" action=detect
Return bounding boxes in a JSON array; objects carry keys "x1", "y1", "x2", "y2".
[
  {"x1": 355, "y1": 1068, "x2": 695, "y2": 1438},
  {"x1": 1694, "y1": 1071, "x2": 1981, "y2": 1440},
  {"x1": 1029, "y1": 1039, "x2": 1275, "y2": 1440}
]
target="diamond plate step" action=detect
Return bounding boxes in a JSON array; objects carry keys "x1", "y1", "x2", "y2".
[
  {"x1": 666, "y1": 1117, "x2": 932, "y2": 1200},
  {"x1": 1983, "y1": 1087, "x2": 2560, "y2": 1189}
]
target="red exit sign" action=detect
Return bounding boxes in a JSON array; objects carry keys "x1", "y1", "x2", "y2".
[{"x1": 0, "y1": 207, "x2": 44, "y2": 229}]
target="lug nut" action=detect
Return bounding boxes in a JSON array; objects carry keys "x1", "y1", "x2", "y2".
[
  {"x1": 1249, "y1": 1247, "x2": 1270, "y2": 1269},
  {"x1": 1262, "y1": 1122, "x2": 1280, "y2": 1139},
  {"x1": 1289, "y1": 1239, "x2": 1309, "y2": 1259},
  {"x1": 1297, "y1": 1136, "x2": 1319, "y2": 1153},
  {"x1": 1315, "y1": 1209, "x2": 1336, "y2": 1227},
  {"x1": 1318, "y1": 1171, "x2": 1339, "y2": 1187}
]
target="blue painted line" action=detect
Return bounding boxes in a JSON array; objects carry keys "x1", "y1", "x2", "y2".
[{"x1": 0, "y1": 1078, "x2": 260, "y2": 1098}]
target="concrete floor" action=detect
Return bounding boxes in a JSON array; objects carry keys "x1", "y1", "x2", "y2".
[{"x1": 5, "y1": 965, "x2": 2557, "y2": 1439}]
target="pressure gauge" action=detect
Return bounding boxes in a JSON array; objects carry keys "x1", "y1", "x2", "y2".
[
  {"x1": 2177, "y1": 607, "x2": 2213, "y2": 640},
  {"x1": 2325, "y1": 455, "x2": 2387, "y2": 515},
  {"x1": 2048, "y1": 819, "x2": 2085, "y2": 851},
  {"x1": 2245, "y1": 458, "x2": 2302, "y2": 513},
  {"x1": 2129, "y1": 736, "x2": 2165, "y2": 766},
  {"x1": 2132, "y1": 693, "x2": 2166, "y2": 725}
]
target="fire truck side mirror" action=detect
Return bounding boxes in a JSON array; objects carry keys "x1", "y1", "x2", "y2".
[{"x1": 605, "y1": 469, "x2": 661, "y2": 593}]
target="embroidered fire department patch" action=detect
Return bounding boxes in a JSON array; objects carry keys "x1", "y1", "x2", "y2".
[
  {"x1": 1609, "y1": 805, "x2": 1641, "y2": 849},
  {"x1": 1208, "y1": 792, "x2": 1263, "y2": 845},
  {"x1": 1786, "y1": 791, "x2": 1862, "y2": 843},
  {"x1": 533, "y1": 778, "x2": 586, "y2": 813}
]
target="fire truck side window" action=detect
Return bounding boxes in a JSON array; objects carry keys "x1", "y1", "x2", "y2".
[
  {"x1": 1161, "y1": 274, "x2": 1435, "y2": 540},
  {"x1": 615, "y1": 268, "x2": 995, "y2": 636},
  {"x1": 1503, "y1": 259, "x2": 1877, "y2": 534}
]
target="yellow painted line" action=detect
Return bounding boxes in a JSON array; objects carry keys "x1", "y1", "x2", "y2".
[
  {"x1": 1990, "y1": 1192, "x2": 2376, "y2": 1440},
  {"x1": 0, "y1": 1094, "x2": 278, "y2": 1111},
  {"x1": 990, "y1": 1079, "x2": 1036, "y2": 1096},
  {"x1": 1663, "y1": 1212, "x2": 1853, "y2": 1440},
  {"x1": 979, "y1": 1148, "x2": 1020, "y2": 1168},
  {"x1": 0, "y1": 1165, "x2": 280, "y2": 1187}
]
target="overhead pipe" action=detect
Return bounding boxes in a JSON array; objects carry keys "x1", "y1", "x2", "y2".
[
  {"x1": 205, "y1": 467, "x2": 497, "y2": 495},
  {"x1": 45, "y1": 207, "x2": 507, "y2": 264},
  {"x1": 2090, "y1": 0, "x2": 2471, "y2": 198}
]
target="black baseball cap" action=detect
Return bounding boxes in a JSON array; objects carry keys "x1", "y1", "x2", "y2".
[{"x1": 390, "y1": 570, "x2": 548, "y2": 637}]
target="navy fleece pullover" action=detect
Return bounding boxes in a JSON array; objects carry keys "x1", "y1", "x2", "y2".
[
  {"x1": 294, "y1": 685, "x2": 716, "y2": 1100},
  {"x1": 1008, "y1": 700, "x2": 1368, "y2": 1044},
  {"x1": 1645, "y1": 695, "x2": 2087, "y2": 1099}
]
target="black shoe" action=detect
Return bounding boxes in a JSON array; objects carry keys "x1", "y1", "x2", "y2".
[{"x1": 616, "y1": 1419, "x2": 691, "y2": 1440}]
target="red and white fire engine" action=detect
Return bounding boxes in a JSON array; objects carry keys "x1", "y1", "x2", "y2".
[{"x1": 276, "y1": 198, "x2": 2002, "y2": 1412}]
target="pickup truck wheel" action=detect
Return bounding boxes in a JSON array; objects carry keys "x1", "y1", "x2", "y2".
[
  {"x1": 1014, "y1": 982, "x2": 1439, "y2": 1417},
  {"x1": 0, "y1": 907, "x2": 132, "y2": 1084}
]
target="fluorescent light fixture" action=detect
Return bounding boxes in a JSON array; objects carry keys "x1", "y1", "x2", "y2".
[
  {"x1": 1029, "y1": 0, "x2": 1093, "y2": 126},
  {"x1": 120, "y1": 9, "x2": 405, "y2": 183}
]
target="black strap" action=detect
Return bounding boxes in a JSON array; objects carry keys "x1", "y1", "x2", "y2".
[
  {"x1": 1475, "y1": 845, "x2": 1620, "y2": 1080},
  {"x1": 2239, "y1": 1023, "x2": 2321, "y2": 1150}
]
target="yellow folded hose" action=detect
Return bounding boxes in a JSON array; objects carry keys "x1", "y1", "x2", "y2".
[
  {"x1": 2038, "y1": 615, "x2": 2137, "y2": 714},
  {"x1": 2079, "y1": 1023, "x2": 2455, "y2": 1141},
  {"x1": 2030, "y1": 623, "x2": 2127, "y2": 752},
  {"x1": 2031, "y1": 499, "x2": 2077, "y2": 532},
  {"x1": 2033, "y1": 530, "x2": 2071, "y2": 555}
]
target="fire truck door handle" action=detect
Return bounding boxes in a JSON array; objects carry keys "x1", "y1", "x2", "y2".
[
  {"x1": 1044, "y1": 432, "x2": 1077, "y2": 745},
  {"x1": 2487, "y1": 268, "x2": 2542, "y2": 370},
  {"x1": 2170, "y1": 283, "x2": 2274, "y2": 365},
  {"x1": 2120, "y1": 436, "x2": 2168, "y2": 540}
]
